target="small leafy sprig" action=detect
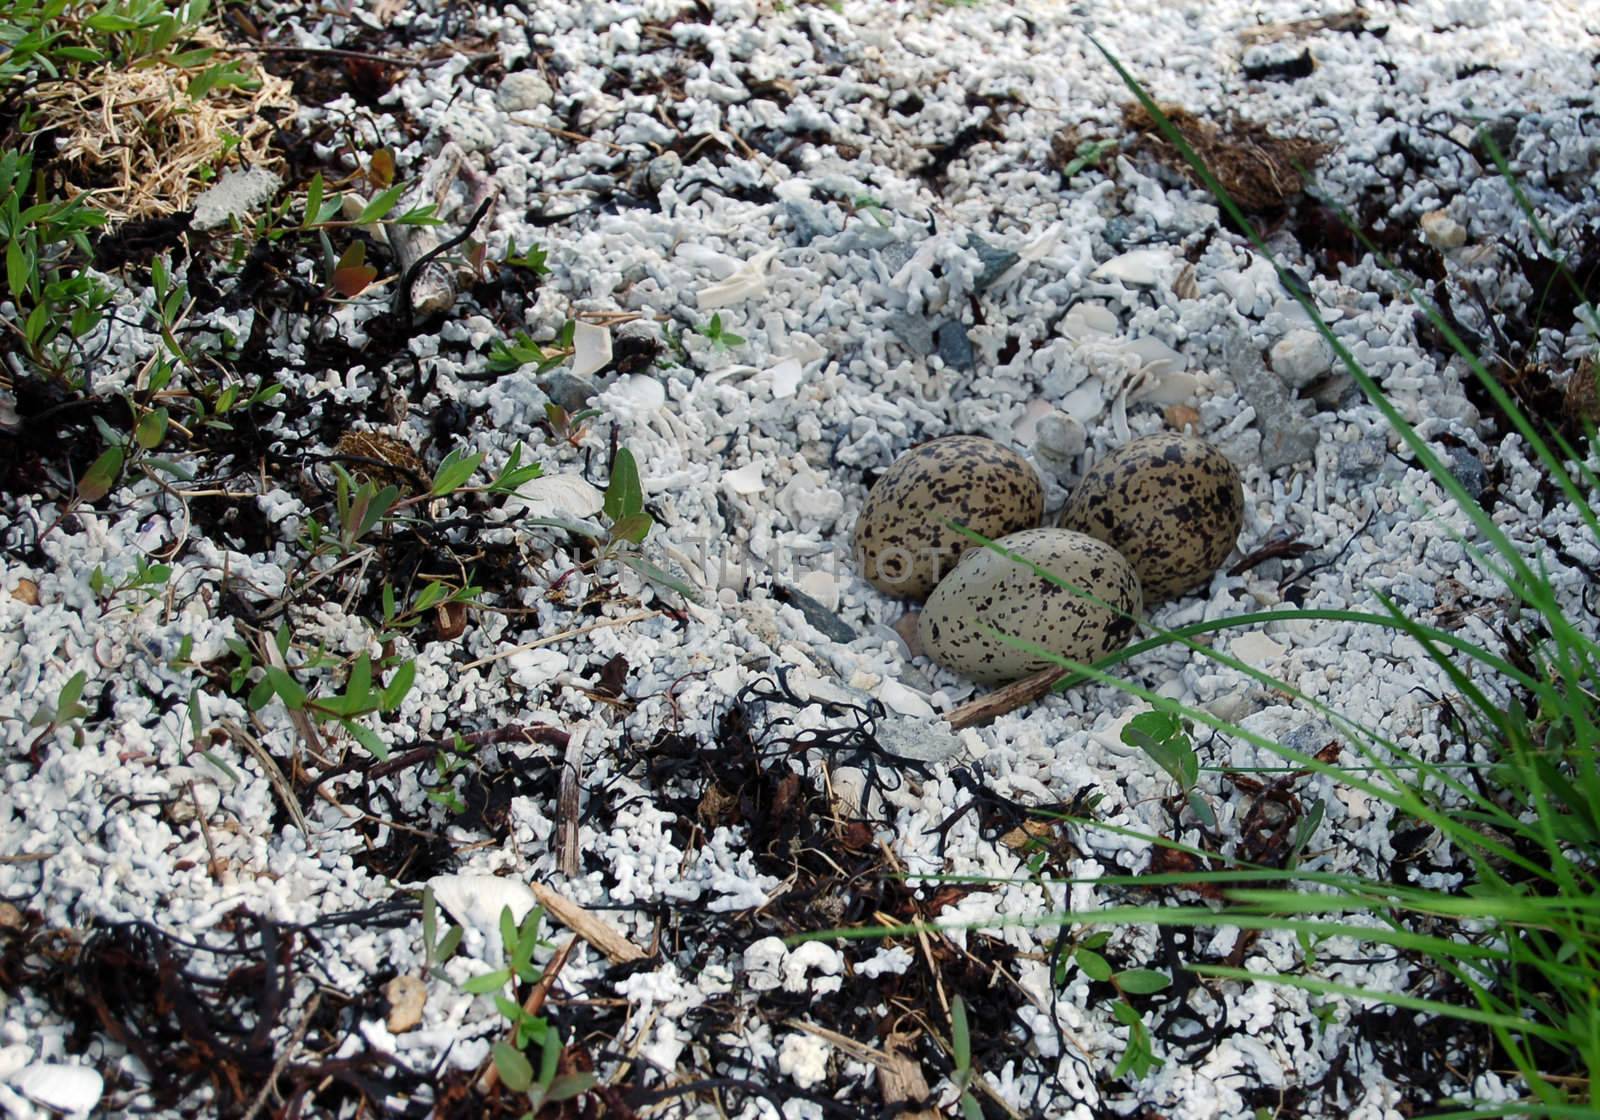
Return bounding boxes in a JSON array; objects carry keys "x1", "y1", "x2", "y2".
[
  {"x1": 505, "y1": 243, "x2": 551, "y2": 276},
  {"x1": 601, "y1": 447, "x2": 699, "y2": 602},
  {"x1": 695, "y1": 312, "x2": 744, "y2": 351},
  {"x1": 1068, "y1": 932, "x2": 1170, "y2": 1081},
  {"x1": 1121, "y1": 709, "x2": 1215, "y2": 828},
  {"x1": 27, "y1": 670, "x2": 89, "y2": 751},
  {"x1": 488, "y1": 320, "x2": 576, "y2": 375},
  {"x1": 243, "y1": 626, "x2": 414, "y2": 760},
  {"x1": 420, "y1": 887, "x2": 463, "y2": 981}
]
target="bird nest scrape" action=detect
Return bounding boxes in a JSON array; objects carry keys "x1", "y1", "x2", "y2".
[
  {"x1": 1122, "y1": 102, "x2": 1329, "y2": 212},
  {"x1": 30, "y1": 34, "x2": 296, "y2": 222}
]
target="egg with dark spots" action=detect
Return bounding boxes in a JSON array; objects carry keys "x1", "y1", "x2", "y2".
[
  {"x1": 918, "y1": 528, "x2": 1142, "y2": 684},
  {"x1": 1058, "y1": 433, "x2": 1244, "y2": 600},
  {"x1": 853, "y1": 435, "x2": 1045, "y2": 599}
]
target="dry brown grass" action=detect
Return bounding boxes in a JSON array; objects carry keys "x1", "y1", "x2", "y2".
[
  {"x1": 31, "y1": 33, "x2": 296, "y2": 222},
  {"x1": 1122, "y1": 102, "x2": 1329, "y2": 212}
]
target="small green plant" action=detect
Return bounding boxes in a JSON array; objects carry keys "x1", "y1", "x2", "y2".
[
  {"x1": 1058, "y1": 137, "x2": 1118, "y2": 178},
  {"x1": 505, "y1": 242, "x2": 551, "y2": 276},
  {"x1": 542, "y1": 402, "x2": 600, "y2": 448},
  {"x1": 26, "y1": 669, "x2": 88, "y2": 750},
  {"x1": 454, "y1": 905, "x2": 598, "y2": 1111},
  {"x1": 487, "y1": 321, "x2": 575, "y2": 375},
  {"x1": 1120, "y1": 709, "x2": 1215, "y2": 828},
  {"x1": 601, "y1": 446, "x2": 699, "y2": 601},
  {"x1": 424, "y1": 733, "x2": 478, "y2": 815},
  {"x1": 1069, "y1": 933, "x2": 1170, "y2": 1080},
  {"x1": 244, "y1": 626, "x2": 414, "y2": 760},
  {"x1": 1, "y1": 148, "x2": 111, "y2": 382},
  {"x1": 949, "y1": 996, "x2": 982, "y2": 1120},
  {"x1": 89, "y1": 554, "x2": 172, "y2": 609},
  {"x1": 849, "y1": 194, "x2": 890, "y2": 228},
  {"x1": 695, "y1": 312, "x2": 745, "y2": 351},
  {"x1": 420, "y1": 887, "x2": 463, "y2": 981}
]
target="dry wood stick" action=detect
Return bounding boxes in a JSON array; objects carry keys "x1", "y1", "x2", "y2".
[{"x1": 941, "y1": 667, "x2": 1068, "y2": 730}]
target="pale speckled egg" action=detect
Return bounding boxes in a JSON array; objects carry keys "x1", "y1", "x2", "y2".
[
  {"x1": 853, "y1": 435, "x2": 1045, "y2": 600},
  {"x1": 917, "y1": 528, "x2": 1142, "y2": 684},
  {"x1": 1058, "y1": 433, "x2": 1244, "y2": 600}
]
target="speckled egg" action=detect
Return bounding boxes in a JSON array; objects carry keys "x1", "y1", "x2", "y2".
[
  {"x1": 1058, "y1": 433, "x2": 1243, "y2": 600},
  {"x1": 918, "y1": 528, "x2": 1142, "y2": 684},
  {"x1": 853, "y1": 436, "x2": 1045, "y2": 600}
]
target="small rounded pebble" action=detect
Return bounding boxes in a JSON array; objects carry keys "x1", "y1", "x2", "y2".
[
  {"x1": 385, "y1": 975, "x2": 427, "y2": 1034},
  {"x1": 918, "y1": 528, "x2": 1142, "y2": 684},
  {"x1": 1058, "y1": 433, "x2": 1244, "y2": 600},
  {"x1": 853, "y1": 435, "x2": 1045, "y2": 600}
]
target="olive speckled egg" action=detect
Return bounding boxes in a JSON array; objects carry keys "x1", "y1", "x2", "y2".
[
  {"x1": 853, "y1": 436, "x2": 1045, "y2": 600},
  {"x1": 1058, "y1": 433, "x2": 1243, "y2": 600},
  {"x1": 918, "y1": 528, "x2": 1142, "y2": 685}
]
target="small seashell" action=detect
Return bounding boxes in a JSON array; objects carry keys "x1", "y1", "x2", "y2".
[
  {"x1": 569, "y1": 321, "x2": 613, "y2": 378},
  {"x1": 502, "y1": 470, "x2": 606, "y2": 520},
  {"x1": 1091, "y1": 248, "x2": 1174, "y2": 287}
]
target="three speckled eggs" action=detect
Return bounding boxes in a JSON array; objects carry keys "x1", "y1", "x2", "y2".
[{"x1": 854, "y1": 431, "x2": 1245, "y2": 683}]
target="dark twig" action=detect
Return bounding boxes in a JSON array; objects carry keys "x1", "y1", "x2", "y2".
[
  {"x1": 396, "y1": 195, "x2": 495, "y2": 321},
  {"x1": 365, "y1": 724, "x2": 570, "y2": 781}
]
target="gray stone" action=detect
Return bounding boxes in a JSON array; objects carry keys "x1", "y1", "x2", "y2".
[
  {"x1": 541, "y1": 371, "x2": 601, "y2": 412},
  {"x1": 875, "y1": 714, "x2": 966, "y2": 764},
  {"x1": 967, "y1": 234, "x2": 1020, "y2": 293},
  {"x1": 1103, "y1": 217, "x2": 1134, "y2": 246},
  {"x1": 778, "y1": 583, "x2": 857, "y2": 644},
  {"x1": 1447, "y1": 447, "x2": 1487, "y2": 499},
  {"x1": 1226, "y1": 336, "x2": 1319, "y2": 471},
  {"x1": 642, "y1": 153, "x2": 681, "y2": 194},
  {"x1": 1282, "y1": 721, "x2": 1336, "y2": 756},
  {"x1": 497, "y1": 70, "x2": 555, "y2": 112},
  {"x1": 1338, "y1": 437, "x2": 1388, "y2": 477},
  {"x1": 784, "y1": 198, "x2": 839, "y2": 246},
  {"x1": 1270, "y1": 329, "x2": 1334, "y2": 390},
  {"x1": 1307, "y1": 371, "x2": 1359, "y2": 411},
  {"x1": 886, "y1": 310, "x2": 937, "y2": 356},
  {"x1": 935, "y1": 320, "x2": 975, "y2": 370},
  {"x1": 191, "y1": 168, "x2": 281, "y2": 231}
]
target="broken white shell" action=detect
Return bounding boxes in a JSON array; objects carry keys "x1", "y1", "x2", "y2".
[
  {"x1": 1091, "y1": 248, "x2": 1173, "y2": 287},
  {"x1": 569, "y1": 321, "x2": 613, "y2": 378},
  {"x1": 503, "y1": 471, "x2": 605, "y2": 520},
  {"x1": 697, "y1": 248, "x2": 780, "y2": 309}
]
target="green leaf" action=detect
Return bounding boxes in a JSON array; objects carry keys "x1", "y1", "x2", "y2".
[
  {"x1": 78, "y1": 445, "x2": 125, "y2": 502},
  {"x1": 55, "y1": 670, "x2": 87, "y2": 718},
  {"x1": 1116, "y1": 969, "x2": 1172, "y2": 995},
  {"x1": 265, "y1": 666, "x2": 306, "y2": 710},
  {"x1": 461, "y1": 968, "x2": 512, "y2": 994},
  {"x1": 619, "y1": 555, "x2": 702, "y2": 603},
  {"x1": 344, "y1": 720, "x2": 389, "y2": 760},
  {"x1": 247, "y1": 677, "x2": 275, "y2": 711},
  {"x1": 346, "y1": 654, "x2": 373, "y2": 706},
  {"x1": 1076, "y1": 948, "x2": 1113, "y2": 982},
  {"x1": 303, "y1": 174, "x2": 324, "y2": 230},
  {"x1": 603, "y1": 447, "x2": 644, "y2": 520},
  {"x1": 431, "y1": 448, "x2": 484, "y2": 496},
  {"x1": 499, "y1": 906, "x2": 518, "y2": 960},
  {"x1": 135, "y1": 407, "x2": 169, "y2": 450},
  {"x1": 608, "y1": 511, "x2": 653, "y2": 545},
  {"x1": 382, "y1": 659, "x2": 415, "y2": 712},
  {"x1": 950, "y1": 995, "x2": 971, "y2": 1069},
  {"x1": 543, "y1": 1072, "x2": 597, "y2": 1103},
  {"x1": 357, "y1": 183, "x2": 406, "y2": 224},
  {"x1": 6, "y1": 238, "x2": 29, "y2": 298},
  {"x1": 492, "y1": 1042, "x2": 534, "y2": 1092}
]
